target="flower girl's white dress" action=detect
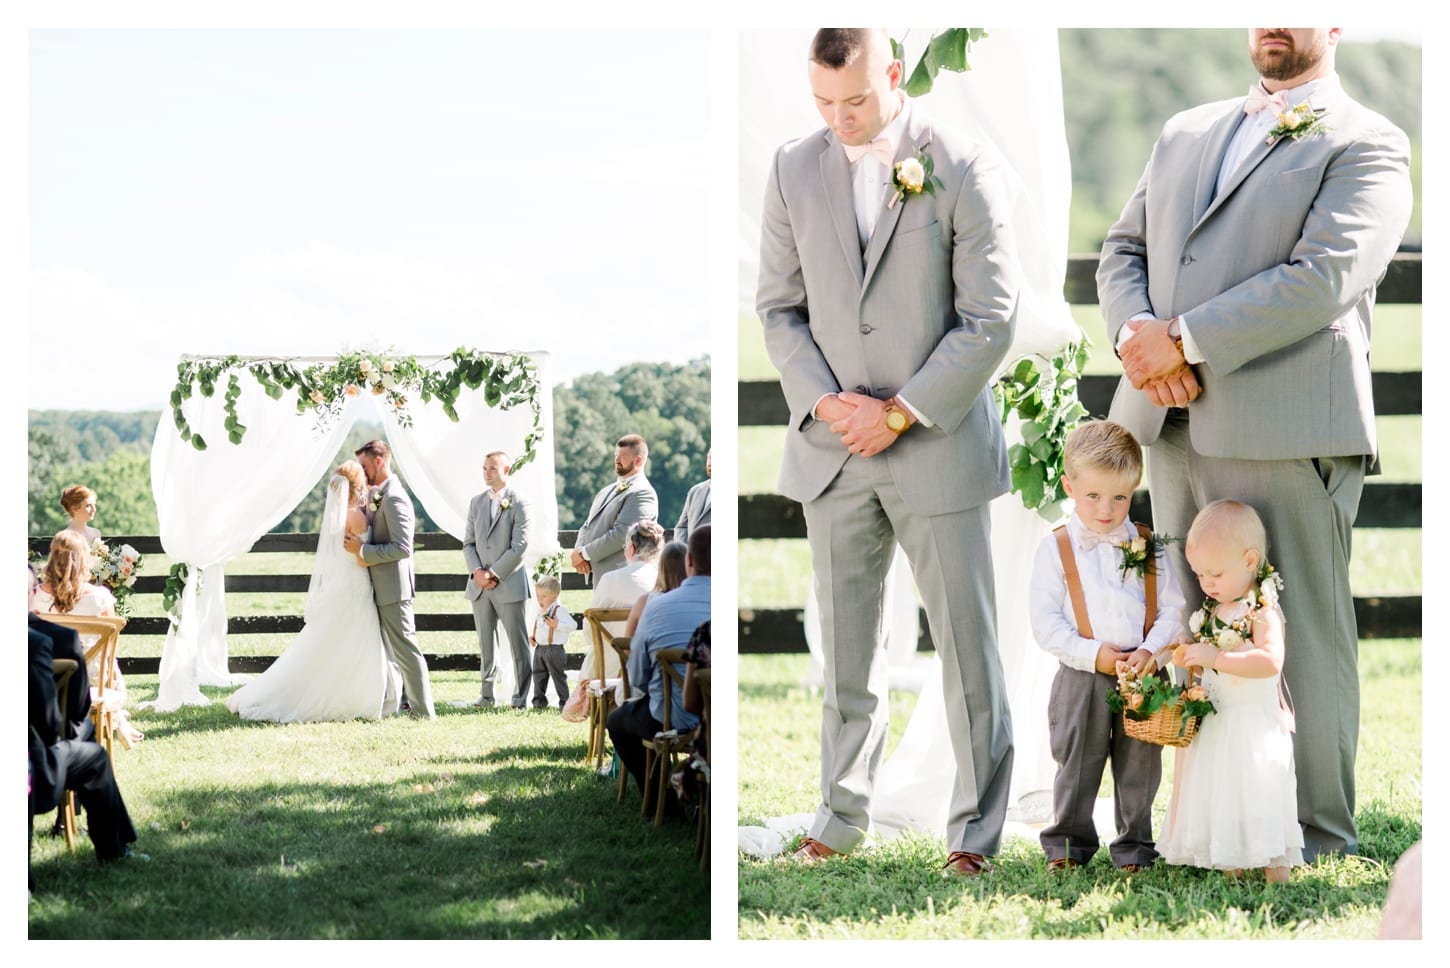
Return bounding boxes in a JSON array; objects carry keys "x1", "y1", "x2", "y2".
[{"x1": 1158, "y1": 599, "x2": 1304, "y2": 871}]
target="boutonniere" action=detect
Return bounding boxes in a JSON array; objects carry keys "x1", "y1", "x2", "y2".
[
  {"x1": 1117, "y1": 532, "x2": 1177, "y2": 581},
  {"x1": 1266, "y1": 103, "x2": 1329, "y2": 144},
  {"x1": 499, "y1": 497, "x2": 512, "y2": 512},
  {"x1": 887, "y1": 151, "x2": 942, "y2": 208},
  {"x1": 368, "y1": 489, "x2": 382, "y2": 512},
  {"x1": 615, "y1": 480, "x2": 630, "y2": 494}
]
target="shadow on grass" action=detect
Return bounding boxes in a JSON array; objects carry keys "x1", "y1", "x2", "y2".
[{"x1": 31, "y1": 692, "x2": 708, "y2": 939}]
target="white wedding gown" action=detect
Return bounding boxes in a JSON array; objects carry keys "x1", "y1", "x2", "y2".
[{"x1": 226, "y1": 475, "x2": 393, "y2": 723}]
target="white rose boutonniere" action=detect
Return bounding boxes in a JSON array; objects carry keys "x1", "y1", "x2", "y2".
[
  {"x1": 887, "y1": 151, "x2": 942, "y2": 209},
  {"x1": 615, "y1": 480, "x2": 630, "y2": 494},
  {"x1": 1267, "y1": 103, "x2": 1329, "y2": 144},
  {"x1": 369, "y1": 489, "x2": 383, "y2": 513},
  {"x1": 499, "y1": 498, "x2": 512, "y2": 512}
]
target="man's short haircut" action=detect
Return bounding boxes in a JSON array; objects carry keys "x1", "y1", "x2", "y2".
[
  {"x1": 1062, "y1": 420, "x2": 1144, "y2": 485},
  {"x1": 617, "y1": 434, "x2": 648, "y2": 462},
  {"x1": 534, "y1": 574, "x2": 562, "y2": 596},
  {"x1": 628, "y1": 519, "x2": 665, "y2": 558},
  {"x1": 687, "y1": 524, "x2": 711, "y2": 577},
  {"x1": 355, "y1": 439, "x2": 391, "y2": 461},
  {"x1": 810, "y1": 28, "x2": 887, "y2": 69},
  {"x1": 484, "y1": 450, "x2": 509, "y2": 465},
  {"x1": 1187, "y1": 500, "x2": 1269, "y2": 560}
]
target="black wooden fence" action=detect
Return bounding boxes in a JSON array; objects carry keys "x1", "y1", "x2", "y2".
[
  {"x1": 738, "y1": 253, "x2": 1423, "y2": 652},
  {"x1": 29, "y1": 530, "x2": 592, "y2": 675}
]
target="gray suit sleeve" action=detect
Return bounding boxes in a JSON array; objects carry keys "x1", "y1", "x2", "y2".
[
  {"x1": 1096, "y1": 155, "x2": 1157, "y2": 337},
  {"x1": 756, "y1": 146, "x2": 842, "y2": 430},
  {"x1": 1181, "y1": 127, "x2": 1413, "y2": 376},
  {"x1": 492, "y1": 498, "x2": 530, "y2": 581},
  {"x1": 462, "y1": 495, "x2": 484, "y2": 574},
  {"x1": 897, "y1": 143, "x2": 1019, "y2": 432},
  {"x1": 362, "y1": 491, "x2": 414, "y2": 565}
]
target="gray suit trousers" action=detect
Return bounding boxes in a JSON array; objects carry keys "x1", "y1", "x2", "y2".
[
  {"x1": 1040, "y1": 665, "x2": 1161, "y2": 867},
  {"x1": 470, "y1": 595, "x2": 530, "y2": 707},
  {"x1": 1149, "y1": 411, "x2": 1364, "y2": 857},
  {"x1": 380, "y1": 600, "x2": 435, "y2": 719},
  {"x1": 802, "y1": 454, "x2": 1014, "y2": 855}
]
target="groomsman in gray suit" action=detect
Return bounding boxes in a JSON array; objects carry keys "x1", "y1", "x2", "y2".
[
  {"x1": 571, "y1": 434, "x2": 658, "y2": 584},
  {"x1": 345, "y1": 440, "x2": 436, "y2": 720},
  {"x1": 1099, "y1": 28, "x2": 1412, "y2": 859},
  {"x1": 757, "y1": 28, "x2": 1019, "y2": 875},
  {"x1": 673, "y1": 449, "x2": 712, "y2": 545},
  {"x1": 462, "y1": 451, "x2": 532, "y2": 708}
]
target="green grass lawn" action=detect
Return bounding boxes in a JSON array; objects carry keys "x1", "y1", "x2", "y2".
[
  {"x1": 737, "y1": 640, "x2": 1421, "y2": 939},
  {"x1": 29, "y1": 672, "x2": 709, "y2": 939}
]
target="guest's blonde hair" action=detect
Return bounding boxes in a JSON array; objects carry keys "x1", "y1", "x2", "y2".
[
  {"x1": 656, "y1": 541, "x2": 688, "y2": 592},
  {"x1": 1062, "y1": 420, "x2": 1144, "y2": 485},
  {"x1": 42, "y1": 530, "x2": 92, "y2": 614},
  {"x1": 534, "y1": 575, "x2": 561, "y2": 596},
  {"x1": 335, "y1": 460, "x2": 367, "y2": 505},
  {"x1": 60, "y1": 484, "x2": 96, "y2": 517},
  {"x1": 1187, "y1": 500, "x2": 1268, "y2": 560}
]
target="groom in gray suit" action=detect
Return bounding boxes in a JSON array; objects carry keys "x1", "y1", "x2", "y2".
[
  {"x1": 1099, "y1": 28, "x2": 1412, "y2": 859},
  {"x1": 571, "y1": 434, "x2": 659, "y2": 584},
  {"x1": 757, "y1": 28, "x2": 1019, "y2": 875},
  {"x1": 462, "y1": 451, "x2": 533, "y2": 708},
  {"x1": 345, "y1": 440, "x2": 437, "y2": 720}
]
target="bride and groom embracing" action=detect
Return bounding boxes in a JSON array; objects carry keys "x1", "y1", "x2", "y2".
[{"x1": 227, "y1": 440, "x2": 437, "y2": 724}]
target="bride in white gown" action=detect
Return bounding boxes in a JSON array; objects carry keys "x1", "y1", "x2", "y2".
[{"x1": 226, "y1": 461, "x2": 394, "y2": 723}]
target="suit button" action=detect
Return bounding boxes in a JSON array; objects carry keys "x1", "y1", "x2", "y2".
[
  {"x1": 1181, "y1": 254, "x2": 1194, "y2": 265},
  {"x1": 855, "y1": 385, "x2": 869, "y2": 394},
  {"x1": 859, "y1": 323, "x2": 874, "y2": 334}
]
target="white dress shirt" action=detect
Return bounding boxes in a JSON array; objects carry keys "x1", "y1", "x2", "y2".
[{"x1": 1028, "y1": 514, "x2": 1187, "y2": 673}]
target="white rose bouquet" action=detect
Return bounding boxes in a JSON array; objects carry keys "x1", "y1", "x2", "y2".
[{"x1": 90, "y1": 539, "x2": 142, "y2": 617}]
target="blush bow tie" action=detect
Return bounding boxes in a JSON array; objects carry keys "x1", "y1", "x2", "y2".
[
  {"x1": 1243, "y1": 85, "x2": 1290, "y2": 115},
  {"x1": 1077, "y1": 530, "x2": 1125, "y2": 553},
  {"x1": 843, "y1": 139, "x2": 896, "y2": 166}
]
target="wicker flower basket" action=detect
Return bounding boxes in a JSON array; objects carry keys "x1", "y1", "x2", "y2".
[{"x1": 1123, "y1": 698, "x2": 1200, "y2": 747}]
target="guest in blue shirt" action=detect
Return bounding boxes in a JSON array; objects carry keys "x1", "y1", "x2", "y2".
[{"x1": 610, "y1": 525, "x2": 711, "y2": 796}]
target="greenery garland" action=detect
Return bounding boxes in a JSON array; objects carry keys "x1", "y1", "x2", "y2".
[
  {"x1": 992, "y1": 341, "x2": 1090, "y2": 518},
  {"x1": 169, "y1": 348, "x2": 544, "y2": 471}
]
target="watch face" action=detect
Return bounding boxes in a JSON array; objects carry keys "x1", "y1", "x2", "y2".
[{"x1": 886, "y1": 409, "x2": 908, "y2": 432}]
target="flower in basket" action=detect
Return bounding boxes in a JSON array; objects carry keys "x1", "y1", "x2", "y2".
[
  {"x1": 1106, "y1": 663, "x2": 1215, "y2": 739},
  {"x1": 1117, "y1": 532, "x2": 1177, "y2": 581}
]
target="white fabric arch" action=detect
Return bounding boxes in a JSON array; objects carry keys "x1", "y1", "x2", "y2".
[
  {"x1": 145, "y1": 351, "x2": 554, "y2": 713},
  {"x1": 739, "y1": 28, "x2": 1080, "y2": 850}
]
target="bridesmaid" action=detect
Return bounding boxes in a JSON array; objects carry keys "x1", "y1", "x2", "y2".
[{"x1": 58, "y1": 484, "x2": 102, "y2": 545}]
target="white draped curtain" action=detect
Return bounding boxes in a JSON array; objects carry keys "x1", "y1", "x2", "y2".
[
  {"x1": 738, "y1": 29, "x2": 1079, "y2": 845},
  {"x1": 146, "y1": 351, "x2": 554, "y2": 713}
]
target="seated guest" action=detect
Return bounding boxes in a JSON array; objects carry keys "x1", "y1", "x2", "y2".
[
  {"x1": 34, "y1": 531, "x2": 144, "y2": 747},
  {"x1": 624, "y1": 541, "x2": 688, "y2": 639},
  {"x1": 578, "y1": 520, "x2": 666, "y2": 690},
  {"x1": 607, "y1": 525, "x2": 710, "y2": 798},
  {"x1": 58, "y1": 484, "x2": 102, "y2": 545},
  {"x1": 28, "y1": 567, "x2": 144, "y2": 868}
]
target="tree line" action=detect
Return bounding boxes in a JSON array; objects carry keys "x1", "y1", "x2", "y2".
[{"x1": 28, "y1": 357, "x2": 711, "y2": 541}]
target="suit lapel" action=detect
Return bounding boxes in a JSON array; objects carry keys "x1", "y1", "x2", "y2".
[
  {"x1": 485, "y1": 489, "x2": 507, "y2": 537},
  {"x1": 862, "y1": 111, "x2": 930, "y2": 294},
  {"x1": 819, "y1": 132, "x2": 866, "y2": 290},
  {"x1": 585, "y1": 480, "x2": 626, "y2": 528},
  {"x1": 1191, "y1": 102, "x2": 1248, "y2": 226}
]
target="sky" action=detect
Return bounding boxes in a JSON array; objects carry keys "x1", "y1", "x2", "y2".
[{"x1": 26, "y1": 27, "x2": 713, "y2": 411}]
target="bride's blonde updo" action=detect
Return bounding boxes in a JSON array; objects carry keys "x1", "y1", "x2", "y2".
[
  {"x1": 335, "y1": 460, "x2": 368, "y2": 506},
  {"x1": 43, "y1": 530, "x2": 92, "y2": 614}
]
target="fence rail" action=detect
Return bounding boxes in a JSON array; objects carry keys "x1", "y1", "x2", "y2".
[
  {"x1": 738, "y1": 252, "x2": 1423, "y2": 651},
  {"x1": 29, "y1": 530, "x2": 590, "y2": 675}
]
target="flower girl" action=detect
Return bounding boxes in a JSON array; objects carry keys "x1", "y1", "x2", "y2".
[{"x1": 1160, "y1": 500, "x2": 1303, "y2": 882}]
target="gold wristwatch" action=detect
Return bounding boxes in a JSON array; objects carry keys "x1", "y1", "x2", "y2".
[{"x1": 884, "y1": 400, "x2": 909, "y2": 434}]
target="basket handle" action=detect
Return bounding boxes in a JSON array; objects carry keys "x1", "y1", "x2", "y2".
[{"x1": 1146, "y1": 642, "x2": 1204, "y2": 686}]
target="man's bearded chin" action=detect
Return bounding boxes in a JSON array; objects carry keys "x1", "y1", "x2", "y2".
[{"x1": 1253, "y1": 34, "x2": 1325, "y2": 81}]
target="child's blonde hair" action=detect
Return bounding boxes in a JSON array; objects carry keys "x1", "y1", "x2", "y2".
[
  {"x1": 1062, "y1": 420, "x2": 1144, "y2": 484},
  {"x1": 1187, "y1": 500, "x2": 1268, "y2": 559},
  {"x1": 534, "y1": 575, "x2": 561, "y2": 596}
]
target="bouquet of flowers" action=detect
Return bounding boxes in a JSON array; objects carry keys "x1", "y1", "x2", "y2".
[
  {"x1": 90, "y1": 539, "x2": 142, "y2": 617},
  {"x1": 1106, "y1": 655, "x2": 1215, "y2": 747}
]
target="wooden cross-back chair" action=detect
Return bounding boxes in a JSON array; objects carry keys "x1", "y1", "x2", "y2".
[
  {"x1": 692, "y1": 667, "x2": 711, "y2": 870},
  {"x1": 582, "y1": 608, "x2": 633, "y2": 774},
  {"x1": 609, "y1": 635, "x2": 634, "y2": 803},
  {"x1": 41, "y1": 613, "x2": 127, "y2": 762},
  {"x1": 640, "y1": 647, "x2": 698, "y2": 828}
]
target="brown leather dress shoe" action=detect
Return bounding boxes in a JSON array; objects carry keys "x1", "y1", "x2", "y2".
[
  {"x1": 942, "y1": 851, "x2": 990, "y2": 877},
  {"x1": 1118, "y1": 863, "x2": 1148, "y2": 874},
  {"x1": 1047, "y1": 857, "x2": 1080, "y2": 872},
  {"x1": 792, "y1": 837, "x2": 840, "y2": 863}
]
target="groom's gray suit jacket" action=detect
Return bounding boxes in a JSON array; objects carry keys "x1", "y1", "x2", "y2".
[{"x1": 361, "y1": 477, "x2": 415, "y2": 605}]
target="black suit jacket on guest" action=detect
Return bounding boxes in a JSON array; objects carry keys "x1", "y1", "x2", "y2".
[{"x1": 29, "y1": 613, "x2": 91, "y2": 740}]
